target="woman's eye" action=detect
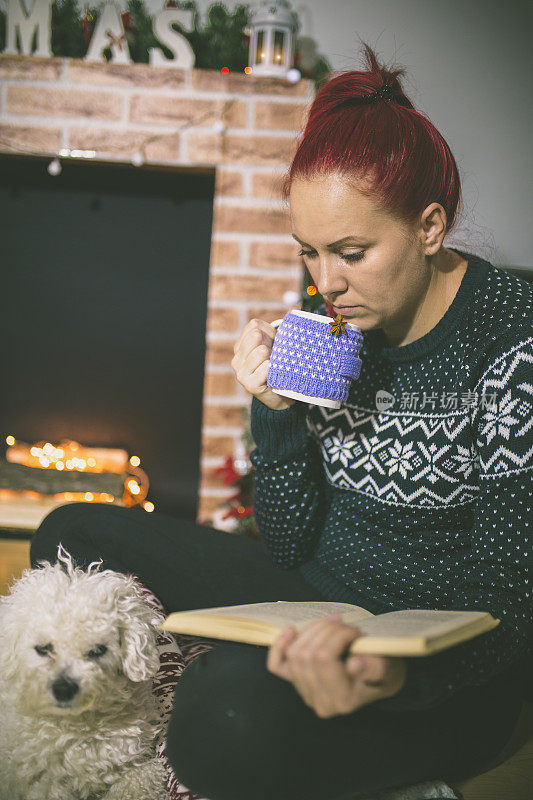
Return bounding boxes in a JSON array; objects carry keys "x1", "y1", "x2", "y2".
[
  {"x1": 297, "y1": 248, "x2": 364, "y2": 263},
  {"x1": 87, "y1": 644, "x2": 108, "y2": 659},
  {"x1": 341, "y1": 252, "x2": 365, "y2": 263}
]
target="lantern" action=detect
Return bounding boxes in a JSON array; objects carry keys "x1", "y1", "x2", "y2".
[{"x1": 247, "y1": 0, "x2": 299, "y2": 78}]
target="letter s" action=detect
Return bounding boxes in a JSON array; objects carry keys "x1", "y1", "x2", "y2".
[{"x1": 149, "y1": 8, "x2": 195, "y2": 69}]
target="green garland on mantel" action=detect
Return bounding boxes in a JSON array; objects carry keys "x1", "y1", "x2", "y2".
[{"x1": 0, "y1": 0, "x2": 332, "y2": 90}]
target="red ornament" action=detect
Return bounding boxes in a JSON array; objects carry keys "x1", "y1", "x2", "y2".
[
  {"x1": 82, "y1": 6, "x2": 92, "y2": 46},
  {"x1": 214, "y1": 455, "x2": 241, "y2": 486},
  {"x1": 120, "y1": 11, "x2": 136, "y2": 43},
  {"x1": 121, "y1": 11, "x2": 133, "y2": 29},
  {"x1": 223, "y1": 505, "x2": 254, "y2": 520}
]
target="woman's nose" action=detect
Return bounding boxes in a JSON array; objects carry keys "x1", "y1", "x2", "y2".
[{"x1": 313, "y1": 257, "x2": 347, "y2": 298}]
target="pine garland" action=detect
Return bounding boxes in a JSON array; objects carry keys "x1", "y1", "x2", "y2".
[{"x1": 52, "y1": 0, "x2": 86, "y2": 57}]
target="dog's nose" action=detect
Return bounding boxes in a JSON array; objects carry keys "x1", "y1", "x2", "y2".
[{"x1": 52, "y1": 676, "x2": 79, "y2": 702}]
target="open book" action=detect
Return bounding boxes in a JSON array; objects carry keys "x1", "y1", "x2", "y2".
[{"x1": 160, "y1": 600, "x2": 499, "y2": 657}]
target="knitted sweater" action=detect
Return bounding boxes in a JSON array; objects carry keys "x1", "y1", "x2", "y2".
[{"x1": 249, "y1": 248, "x2": 533, "y2": 712}]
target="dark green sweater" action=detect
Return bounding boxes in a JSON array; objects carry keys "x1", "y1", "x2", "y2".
[{"x1": 249, "y1": 248, "x2": 533, "y2": 711}]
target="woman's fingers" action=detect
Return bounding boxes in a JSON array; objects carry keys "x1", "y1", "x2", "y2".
[
  {"x1": 243, "y1": 342, "x2": 271, "y2": 375},
  {"x1": 232, "y1": 319, "x2": 276, "y2": 362},
  {"x1": 231, "y1": 319, "x2": 278, "y2": 393},
  {"x1": 248, "y1": 360, "x2": 271, "y2": 394},
  {"x1": 231, "y1": 323, "x2": 274, "y2": 377},
  {"x1": 288, "y1": 619, "x2": 361, "y2": 679},
  {"x1": 292, "y1": 622, "x2": 362, "y2": 704},
  {"x1": 230, "y1": 317, "x2": 294, "y2": 410},
  {"x1": 267, "y1": 617, "x2": 360, "y2": 680},
  {"x1": 233, "y1": 345, "x2": 270, "y2": 395},
  {"x1": 267, "y1": 618, "x2": 408, "y2": 717},
  {"x1": 267, "y1": 618, "x2": 366, "y2": 715},
  {"x1": 345, "y1": 653, "x2": 384, "y2": 684},
  {"x1": 266, "y1": 625, "x2": 297, "y2": 679}
]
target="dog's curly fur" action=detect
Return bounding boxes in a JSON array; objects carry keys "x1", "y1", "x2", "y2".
[{"x1": 0, "y1": 544, "x2": 167, "y2": 800}]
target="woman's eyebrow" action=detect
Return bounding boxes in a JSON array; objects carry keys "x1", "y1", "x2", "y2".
[{"x1": 291, "y1": 234, "x2": 367, "y2": 247}]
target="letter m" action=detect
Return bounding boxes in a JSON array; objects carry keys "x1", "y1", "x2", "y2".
[{"x1": 4, "y1": 0, "x2": 53, "y2": 57}]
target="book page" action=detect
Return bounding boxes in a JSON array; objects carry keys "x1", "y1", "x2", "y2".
[
  {"x1": 357, "y1": 609, "x2": 492, "y2": 640},
  {"x1": 176, "y1": 600, "x2": 374, "y2": 629}
]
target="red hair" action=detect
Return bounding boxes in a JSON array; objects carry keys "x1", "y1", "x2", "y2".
[{"x1": 282, "y1": 42, "x2": 462, "y2": 236}]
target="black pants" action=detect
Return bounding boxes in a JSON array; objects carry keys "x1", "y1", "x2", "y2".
[{"x1": 30, "y1": 502, "x2": 524, "y2": 800}]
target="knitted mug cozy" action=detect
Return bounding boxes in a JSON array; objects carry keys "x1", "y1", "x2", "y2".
[{"x1": 267, "y1": 310, "x2": 363, "y2": 408}]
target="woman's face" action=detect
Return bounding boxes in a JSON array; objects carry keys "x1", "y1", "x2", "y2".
[{"x1": 289, "y1": 173, "x2": 436, "y2": 341}]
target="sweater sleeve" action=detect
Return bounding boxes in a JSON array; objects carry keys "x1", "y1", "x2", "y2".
[
  {"x1": 249, "y1": 394, "x2": 331, "y2": 567},
  {"x1": 373, "y1": 333, "x2": 533, "y2": 712}
]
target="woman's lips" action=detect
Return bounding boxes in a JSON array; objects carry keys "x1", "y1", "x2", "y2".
[{"x1": 332, "y1": 305, "x2": 361, "y2": 315}]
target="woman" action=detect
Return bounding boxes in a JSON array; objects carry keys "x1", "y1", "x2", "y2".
[{"x1": 30, "y1": 44, "x2": 532, "y2": 800}]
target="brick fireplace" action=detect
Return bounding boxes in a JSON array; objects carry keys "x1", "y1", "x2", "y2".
[{"x1": 0, "y1": 53, "x2": 315, "y2": 523}]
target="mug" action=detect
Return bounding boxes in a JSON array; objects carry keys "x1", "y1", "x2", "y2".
[{"x1": 267, "y1": 309, "x2": 363, "y2": 409}]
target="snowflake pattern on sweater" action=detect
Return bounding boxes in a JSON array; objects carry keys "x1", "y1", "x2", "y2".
[{"x1": 249, "y1": 249, "x2": 533, "y2": 711}]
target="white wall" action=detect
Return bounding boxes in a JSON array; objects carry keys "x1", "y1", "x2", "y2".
[{"x1": 144, "y1": 0, "x2": 531, "y2": 269}]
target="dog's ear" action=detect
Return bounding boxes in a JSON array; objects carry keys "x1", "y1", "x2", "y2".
[{"x1": 114, "y1": 576, "x2": 162, "y2": 682}]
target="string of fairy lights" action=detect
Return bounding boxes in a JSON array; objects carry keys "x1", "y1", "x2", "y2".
[
  {"x1": 1, "y1": 98, "x2": 230, "y2": 171},
  {"x1": 0, "y1": 67, "x2": 304, "y2": 172}
]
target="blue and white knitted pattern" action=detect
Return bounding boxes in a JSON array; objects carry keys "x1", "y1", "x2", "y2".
[{"x1": 267, "y1": 313, "x2": 363, "y2": 403}]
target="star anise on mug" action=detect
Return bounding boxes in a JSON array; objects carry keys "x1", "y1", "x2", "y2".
[{"x1": 329, "y1": 313, "x2": 347, "y2": 337}]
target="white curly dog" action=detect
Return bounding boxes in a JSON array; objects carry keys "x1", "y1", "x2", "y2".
[{"x1": 0, "y1": 544, "x2": 168, "y2": 800}]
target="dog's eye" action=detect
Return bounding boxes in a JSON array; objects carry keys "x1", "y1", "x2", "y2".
[
  {"x1": 35, "y1": 643, "x2": 54, "y2": 656},
  {"x1": 87, "y1": 644, "x2": 108, "y2": 659}
]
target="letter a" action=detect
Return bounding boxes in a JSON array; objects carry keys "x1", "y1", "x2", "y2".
[{"x1": 85, "y1": 2, "x2": 132, "y2": 65}]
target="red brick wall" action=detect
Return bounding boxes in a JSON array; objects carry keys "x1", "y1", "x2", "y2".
[{"x1": 0, "y1": 54, "x2": 314, "y2": 522}]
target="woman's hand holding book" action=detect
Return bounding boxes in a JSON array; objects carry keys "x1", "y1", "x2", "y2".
[{"x1": 266, "y1": 614, "x2": 408, "y2": 718}]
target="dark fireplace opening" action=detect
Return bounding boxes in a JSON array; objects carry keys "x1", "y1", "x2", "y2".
[{"x1": 0, "y1": 153, "x2": 215, "y2": 522}]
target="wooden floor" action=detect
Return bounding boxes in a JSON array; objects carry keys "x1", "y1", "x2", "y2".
[{"x1": 0, "y1": 536, "x2": 31, "y2": 595}]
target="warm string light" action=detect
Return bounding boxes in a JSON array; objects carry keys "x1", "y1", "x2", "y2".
[
  {"x1": 8, "y1": 439, "x2": 127, "y2": 472},
  {"x1": 128, "y1": 98, "x2": 234, "y2": 167},
  {"x1": 4, "y1": 435, "x2": 154, "y2": 511},
  {"x1": 0, "y1": 98, "x2": 236, "y2": 168},
  {"x1": 0, "y1": 73, "x2": 258, "y2": 164},
  {"x1": 0, "y1": 67, "x2": 302, "y2": 167}
]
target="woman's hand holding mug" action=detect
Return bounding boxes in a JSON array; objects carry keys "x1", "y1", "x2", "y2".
[{"x1": 231, "y1": 318, "x2": 295, "y2": 411}]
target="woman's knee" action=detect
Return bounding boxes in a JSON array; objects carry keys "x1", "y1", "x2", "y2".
[
  {"x1": 30, "y1": 501, "x2": 104, "y2": 568},
  {"x1": 165, "y1": 642, "x2": 316, "y2": 800}
]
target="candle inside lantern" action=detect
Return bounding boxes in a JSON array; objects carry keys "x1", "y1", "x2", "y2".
[{"x1": 247, "y1": 0, "x2": 298, "y2": 78}]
